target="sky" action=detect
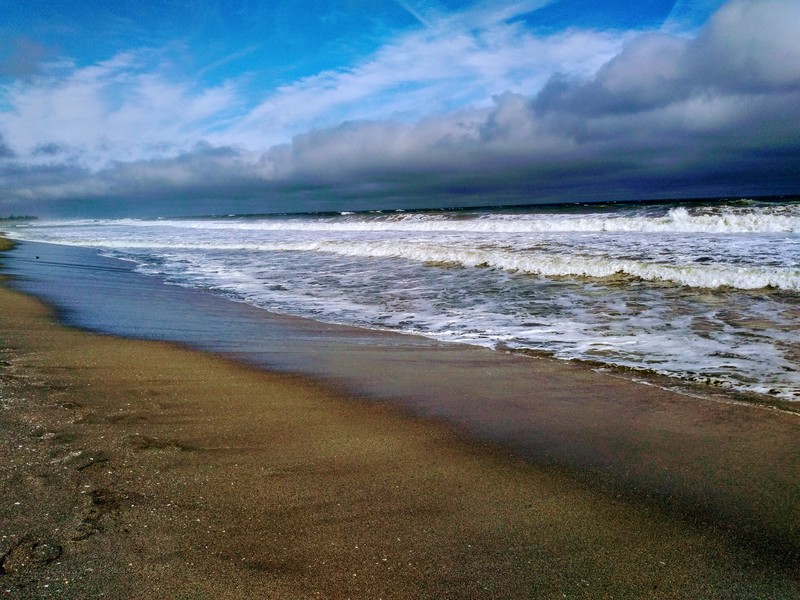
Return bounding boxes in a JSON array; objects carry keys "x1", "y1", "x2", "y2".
[{"x1": 0, "y1": 0, "x2": 798, "y2": 217}]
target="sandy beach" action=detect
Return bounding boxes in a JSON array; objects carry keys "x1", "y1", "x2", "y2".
[
  {"x1": 3, "y1": 0, "x2": 800, "y2": 594},
  {"x1": 1, "y1": 241, "x2": 800, "y2": 598}
]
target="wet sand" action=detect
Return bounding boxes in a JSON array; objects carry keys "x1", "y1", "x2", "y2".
[{"x1": 1, "y1": 251, "x2": 800, "y2": 597}]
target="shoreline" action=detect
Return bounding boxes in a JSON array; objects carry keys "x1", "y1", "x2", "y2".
[
  {"x1": 4, "y1": 236, "x2": 798, "y2": 415},
  {"x1": 1, "y1": 242, "x2": 800, "y2": 597}
]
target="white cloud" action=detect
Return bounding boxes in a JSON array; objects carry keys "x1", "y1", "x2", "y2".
[
  {"x1": 0, "y1": 0, "x2": 625, "y2": 168},
  {"x1": 1, "y1": 0, "x2": 798, "y2": 216},
  {"x1": 218, "y1": 20, "x2": 625, "y2": 149},
  {"x1": 0, "y1": 48, "x2": 240, "y2": 168},
  {"x1": 688, "y1": 0, "x2": 800, "y2": 90}
]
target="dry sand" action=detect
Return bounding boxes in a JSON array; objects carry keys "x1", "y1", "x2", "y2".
[{"x1": 1, "y1": 277, "x2": 799, "y2": 598}]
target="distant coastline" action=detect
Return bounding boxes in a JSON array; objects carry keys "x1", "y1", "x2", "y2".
[{"x1": 0, "y1": 215, "x2": 38, "y2": 222}]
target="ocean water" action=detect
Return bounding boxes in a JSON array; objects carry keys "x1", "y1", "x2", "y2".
[{"x1": 6, "y1": 199, "x2": 800, "y2": 401}]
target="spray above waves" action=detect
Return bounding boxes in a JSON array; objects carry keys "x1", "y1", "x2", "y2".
[
  {"x1": 149, "y1": 207, "x2": 800, "y2": 234},
  {"x1": 23, "y1": 204, "x2": 800, "y2": 235}
]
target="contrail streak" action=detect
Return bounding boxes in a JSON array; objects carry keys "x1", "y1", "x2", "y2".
[{"x1": 392, "y1": 0, "x2": 434, "y2": 29}]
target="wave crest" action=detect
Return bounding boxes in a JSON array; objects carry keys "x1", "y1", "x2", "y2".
[{"x1": 25, "y1": 204, "x2": 800, "y2": 234}]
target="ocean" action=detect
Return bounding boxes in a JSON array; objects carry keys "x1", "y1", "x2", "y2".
[{"x1": 5, "y1": 198, "x2": 799, "y2": 401}]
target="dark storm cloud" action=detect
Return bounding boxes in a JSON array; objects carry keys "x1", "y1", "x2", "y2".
[
  {"x1": 32, "y1": 143, "x2": 69, "y2": 157},
  {"x1": 0, "y1": 36, "x2": 52, "y2": 80},
  {"x1": 262, "y1": 0, "x2": 800, "y2": 204},
  {"x1": 0, "y1": 134, "x2": 14, "y2": 158}
]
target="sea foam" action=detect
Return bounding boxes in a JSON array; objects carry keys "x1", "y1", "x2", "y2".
[{"x1": 6, "y1": 200, "x2": 799, "y2": 400}]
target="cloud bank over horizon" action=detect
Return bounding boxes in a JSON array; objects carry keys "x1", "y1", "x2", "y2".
[{"x1": 1, "y1": 0, "x2": 797, "y2": 217}]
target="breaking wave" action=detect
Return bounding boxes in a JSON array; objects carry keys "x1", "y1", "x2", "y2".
[
  {"x1": 13, "y1": 237, "x2": 798, "y2": 291},
  {"x1": 24, "y1": 205, "x2": 800, "y2": 234},
  {"x1": 154, "y1": 206, "x2": 800, "y2": 234}
]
